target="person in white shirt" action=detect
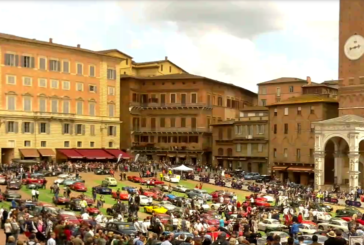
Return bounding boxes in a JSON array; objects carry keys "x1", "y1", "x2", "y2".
[
  {"x1": 283, "y1": 207, "x2": 289, "y2": 215},
  {"x1": 81, "y1": 212, "x2": 89, "y2": 220},
  {"x1": 134, "y1": 219, "x2": 142, "y2": 232},
  {"x1": 95, "y1": 214, "x2": 103, "y2": 224},
  {"x1": 298, "y1": 205, "x2": 304, "y2": 214},
  {"x1": 194, "y1": 220, "x2": 204, "y2": 232},
  {"x1": 141, "y1": 219, "x2": 149, "y2": 235},
  {"x1": 31, "y1": 189, "x2": 36, "y2": 201}
]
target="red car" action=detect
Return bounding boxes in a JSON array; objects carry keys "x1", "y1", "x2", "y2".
[
  {"x1": 111, "y1": 191, "x2": 129, "y2": 200},
  {"x1": 244, "y1": 200, "x2": 270, "y2": 207},
  {"x1": 24, "y1": 178, "x2": 46, "y2": 185},
  {"x1": 246, "y1": 195, "x2": 268, "y2": 202},
  {"x1": 149, "y1": 178, "x2": 164, "y2": 185},
  {"x1": 58, "y1": 214, "x2": 80, "y2": 225},
  {"x1": 53, "y1": 196, "x2": 70, "y2": 205},
  {"x1": 127, "y1": 176, "x2": 146, "y2": 184},
  {"x1": 86, "y1": 206, "x2": 100, "y2": 215},
  {"x1": 212, "y1": 196, "x2": 231, "y2": 204},
  {"x1": 38, "y1": 202, "x2": 55, "y2": 207},
  {"x1": 341, "y1": 217, "x2": 364, "y2": 225},
  {"x1": 70, "y1": 182, "x2": 87, "y2": 192},
  {"x1": 155, "y1": 214, "x2": 171, "y2": 225},
  {"x1": 141, "y1": 190, "x2": 156, "y2": 198}
]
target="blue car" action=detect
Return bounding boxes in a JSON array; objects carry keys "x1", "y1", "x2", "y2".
[
  {"x1": 122, "y1": 186, "x2": 138, "y2": 194},
  {"x1": 92, "y1": 185, "x2": 112, "y2": 194},
  {"x1": 165, "y1": 194, "x2": 176, "y2": 200}
]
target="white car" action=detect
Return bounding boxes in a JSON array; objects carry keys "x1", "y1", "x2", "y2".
[
  {"x1": 317, "y1": 212, "x2": 332, "y2": 222},
  {"x1": 258, "y1": 219, "x2": 287, "y2": 232},
  {"x1": 173, "y1": 185, "x2": 188, "y2": 193},
  {"x1": 263, "y1": 195, "x2": 275, "y2": 203},
  {"x1": 55, "y1": 173, "x2": 75, "y2": 184},
  {"x1": 318, "y1": 218, "x2": 349, "y2": 232},
  {"x1": 167, "y1": 175, "x2": 180, "y2": 183},
  {"x1": 298, "y1": 223, "x2": 318, "y2": 235},
  {"x1": 105, "y1": 177, "x2": 117, "y2": 187},
  {"x1": 160, "y1": 201, "x2": 177, "y2": 211},
  {"x1": 161, "y1": 185, "x2": 171, "y2": 192},
  {"x1": 139, "y1": 195, "x2": 153, "y2": 206}
]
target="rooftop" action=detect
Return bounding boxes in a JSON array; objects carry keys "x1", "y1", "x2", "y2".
[
  {"x1": 210, "y1": 120, "x2": 235, "y2": 126},
  {"x1": 0, "y1": 33, "x2": 125, "y2": 60},
  {"x1": 268, "y1": 94, "x2": 338, "y2": 106},
  {"x1": 120, "y1": 73, "x2": 257, "y2": 96},
  {"x1": 257, "y1": 77, "x2": 307, "y2": 85},
  {"x1": 314, "y1": 115, "x2": 364, "y2": 125},
  {"x1": 132, "y1": 58, "x2": 188, "y2": 73}
]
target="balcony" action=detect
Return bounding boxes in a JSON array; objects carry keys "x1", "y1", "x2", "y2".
[
  {"x1": 130, "y1": 145, "x2": 209, "y2": 154},
  {"x1": 132, "y1": 127, "x2": 211, "y2": 134},
  {"x1": 129, "y1": 102, "x2": 212, "y2": 110}
]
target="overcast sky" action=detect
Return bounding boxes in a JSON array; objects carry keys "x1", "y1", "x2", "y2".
[{"x1": 0, "y1": 1, "x2": 339, "y2": 92}]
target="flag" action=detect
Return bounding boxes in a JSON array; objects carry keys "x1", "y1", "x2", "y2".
[{"x1": 117, "y1": 154, "x2": 123, "y2": 163}]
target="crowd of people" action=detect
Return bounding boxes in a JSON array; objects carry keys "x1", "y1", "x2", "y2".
[{"x1": 0, "y1": 160, "x2": 363, "y2": 245}]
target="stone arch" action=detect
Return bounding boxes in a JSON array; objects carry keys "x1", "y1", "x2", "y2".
[{"x1": 322, "y1": 134, "x2": 350, "y2": 150}]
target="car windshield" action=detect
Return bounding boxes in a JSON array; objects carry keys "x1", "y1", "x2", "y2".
[{"x1": 118, "y1": 224, "x2": 134, "y2": 230}]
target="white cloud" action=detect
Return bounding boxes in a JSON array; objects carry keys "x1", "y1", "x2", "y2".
[{"x1": 120, "y1": 0, "x2": 340, "y2": 92}]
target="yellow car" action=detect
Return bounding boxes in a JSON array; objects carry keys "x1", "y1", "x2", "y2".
[{"x1": 144, "y1": 205, "x2": 168, "y2": 214}]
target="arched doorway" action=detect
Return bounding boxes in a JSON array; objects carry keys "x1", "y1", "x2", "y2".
[{"x1": 323, "y1": 137, "x2": 349, "y2": 186}]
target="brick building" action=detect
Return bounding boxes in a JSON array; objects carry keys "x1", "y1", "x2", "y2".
[
  {"x1": 211, "y1": 106, "x2": 268, "y2": 172},
  {"x1": 119, "y1": 74, "x2": 257, "y2": 165}
]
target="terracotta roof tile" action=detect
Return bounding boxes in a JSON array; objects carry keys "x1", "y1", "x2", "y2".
[
  {"x1": 240, "y1": 106, "x2": 268, "y2": 111},
  {"x1": 267, "y1": 94, "x2": 338, "y2": 106},
  {"x1": 257, "y1": 77, "x2": 307, "y2": 85}
]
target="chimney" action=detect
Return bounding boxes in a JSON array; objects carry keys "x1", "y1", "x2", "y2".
[
  {"x1": 165, "y1": 56, "x2": 168, "y2": 60},
  {"x1": 49, "y1": 38, "x2": 53, "y2": 43},
  {"x1": 307, "y1": 76, "x2": 311, "y2": 85},
  {"x1": 77, "y1": 44, "x2": 81, "y2": 48}
]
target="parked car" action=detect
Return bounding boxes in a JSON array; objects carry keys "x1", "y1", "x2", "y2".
[
  {"x1": 0, "y1": 175, "x2": 7, "y2": 185},
  {"x1": 105, "y1": 177, "x2": 118, "y2": 187},
  {"x1": 62, "y1": 178, "x2": 85, "y2": 186},
  {"x1": 7, "y1": 180, "x2": 22, "y2": 190},
  {"x1": 69, "y1": 199, "x2": 82, "y2": 211},
  {"x1": 255, "y1": 175, "x2": 272, "y2": 183},
  {"x1": 92, "y1": 185, "x2": 112, "y2": 194},
  {"x1": 102, "y1": 222, "x2": 137, "y2": 236},
  {"x1": 24, "y1": 177, "x2": 46, "y2": 185},
  {"x1": 187, "y1": 189, "x2": 212, "y2": 201},
  {"x1": 53, "y1": 196, "x2": 70, "y2": 205},
  {"x1": 3, "y1": 190, "x2": 21, "y2": 201},
  {"x1": 86, "y1": 206, "x2": 100, "y2": 215},
  {"x1": 159, "y1": 201, "x2": 178, "y2": 211},
  {"x1": 144, "y1": 205, "x2": 168, "y2": 214},
  {"x1": 317, "y1": 218, "x2": 349, "y2": 232},
  {"x1": 111, "y1": 191, "x2": 129, "y2": 200},
  {"x1": 258, "y1": 219, "x2": 287, "y2": 232},
  {"x1": 244, "y1": 172, "x2": 260, "y2": 180},
  {"x1": 173, "y1": 185, "x2": 188, "y2": 193},
  {"x1": 336, "y1": 207, "x2": 362, "y2": 218},
  {"x1": 94, "y1": 168, "x2": 111, "y2": 175},
  {"x1": 139, "y1": 195, "x2": 153, "y2": 206},
  {"x1": 149, "y1": 178, "x2": 164, "y2": 185},
  {"x1": 298, "y1": 223, "x2": 318, "y2": 235},
  {"x1": 72, "y1": 195, "x2": 94, "y2": 206},
  {"x1": 70, "y1": 182, "x2": 87, "y2": 192}
]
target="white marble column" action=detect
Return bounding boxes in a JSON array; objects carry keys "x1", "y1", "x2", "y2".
[
  {"x1": 314, "y1": 151, "x2": 325, "y2": 190},
  {"x1": 348, "y1": 152, "x2": 360, "y2": 191},
  {"x1": 334, "y1": 152, "x2": 343, "y2": 185}
]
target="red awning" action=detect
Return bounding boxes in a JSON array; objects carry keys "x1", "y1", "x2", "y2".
[
  {"x1": 75, "y1": 149, "x2": 114, "y2": 160},
  {"x1": 57, "y1": 149, "x2": 84, "y2": 159},
  {"x1": 104, "y1": 149, "x2": 133, "y2": 159}
]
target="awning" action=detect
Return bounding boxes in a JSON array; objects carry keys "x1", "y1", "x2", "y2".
[
  {"x1": 19, "y1": 149, "x2": 40, "y2": 158},
  {"x1": 75, "y1": 149, "x2": 114, "y2": 160},
  {"x1": 287, "y1": 167, "x2": 314, "y2": 172},
  {"x1": 272, "y1": 166, "x2": 288, "y2": 171},
  {"x1": 38, "y1": 149, "x2": 55, "y2": 157},
  {"x1": 167, "y1": 154, "x2": 176, "y2": 157},
  {"x1": 188, "y1": 154, "x2": 197, "y2": 158},
  {"x1": 104, "y1": 149, "x2": 133, "y2": 159},
  {"x1": 178, "y1": 154, "x2": 186, "y2": 158},
  {"x1": 57, "y1": 149, "x2": 84, "y2": 159}
]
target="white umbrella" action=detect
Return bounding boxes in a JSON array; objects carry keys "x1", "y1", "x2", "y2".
[{"x1": 171, "y1": 165, "x2": 193, "y2": 171}]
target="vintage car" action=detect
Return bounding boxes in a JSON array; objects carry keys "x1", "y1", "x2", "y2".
[
  {"x1": 70, "y1": 182, "x2": 87, "y2": 192},
  {"x1": 155, "y1": 214, "x2": 172, "y2": 225},
  {"x1": 139, "y1": 195, "x2": 153, "y2": 206},
  {"x1": 121, "y1": 186, "x2": 138, "y2": 194},
  {"x1": 141, "y1": 190, "x2": 157, "y2": 199},
  {"x1": 86, "y1": 206, "x2": 100, "y2": 215},
  {"x1": 111, "y1": 191, "x2": 129, "y2": 200},
  {"x1": 317, "y1": 218, "x2": 349, "y2": 232},
  {"x1": 3, "y1": 190, "x2": 21, "y2": 201},
  {"x1": 106, "y1": 203, "x2": 129, "y2": 217},
  {"x1": 244, "y1": 199, "x2": 271, "y2": 207},
  {"x1": 298, "y1": 223, "x2": 318, "y2": 235},
  {"x1": 336, "y1": 207, "x2": 362, "y2": 218},
  {"x1": 62, "y1": 178, "x2": 85, "y2": 186},
  {"x1": 102, "y1": 222, "x2": 136, "y2": 236},
  {"x1": 0, "y1": 175, "x2": 7, "y2": 185},
  {"x1": 105, "y1": 177, "x2": 118, "y2": 187},
  {"x1": 92, "y1": 185, "x2": 112, "y2": 194},
  {"x1": 58, "y1": 214, "x2": 81, "y2": 225},
  {"x1": 164, "y1": 175, "x2": 181, "y2": 183},
  {"x1": 127, "y1": 176, "x2": 146, "y2": 184},
  {"x1": 144, "y1": 205, "x2": 168, "y2": 214},
  {"x1": 159, "y1": 201, "x2": 178, "y2": 211},
  {"x1": 24, "y1": 177, "x2": 46, "y2": 185},
  {"x1": 94, "y1": 168, "x2": 111, "y2": 175},
  {"x1": 187, "y1": 189, "x2": 212, "y2": 201},
  {"x1": 69, "y1": 199, "x2": 82, "y2": 211},
  {"x1": 309, "y1": 203, "x2": 333, "y2": 213},
  {"x1": 341, "y1": 217, "x2": 364, "y2": 225},
  {"x1": 53, "y1": 195, "x2": 70, "y2": 205},
  {"x1": 7, "y1": 180, "x2": 22, "y2": 190},
  {"x1": 173, "y1": 185, "x2": 188, "y2": 193},
  {"x1": 149, "y1": 178, "x2": 164, "y2": 185}
]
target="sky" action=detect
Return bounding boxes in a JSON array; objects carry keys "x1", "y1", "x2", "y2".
[{"x1": 0, "y1": 1, "x2": 339, "y2": 92}]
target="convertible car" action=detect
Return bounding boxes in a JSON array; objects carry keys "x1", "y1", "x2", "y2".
[
  {"x1": 7, "y1": 180, "x2": 22, "y2": 190},
  {"x1": 63, "y1": 178, "x2": 85, "y2": 186},
  {"x1": 144, "y1": 205, "x2": 168, "y2": 214},
  {"x1": 127, "y1": 176, "x2": 146, "y2": 184},
  {"x1": 53, "y1": 195, "x2": 70, "y2": 205},
  {"x1": 94, "y1": 168, "x2": 111, "y2": 175},
  {"x1": 111, "y1": 191, "x2": 129, "y2": 200},
  {"x1": 92, "y1": 185, "x2": 112, "y2": 194},
  {"x1": 149, "y1": 178, "x2": 164, "y2": 185}
]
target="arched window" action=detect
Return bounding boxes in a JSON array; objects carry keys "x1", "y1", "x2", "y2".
[
  {"x1": 227, "y1": 148, "x2": 233, "y2": 156},
  {"x1": 218, "y1": 148, "x2": 224, "y2": 155}
]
